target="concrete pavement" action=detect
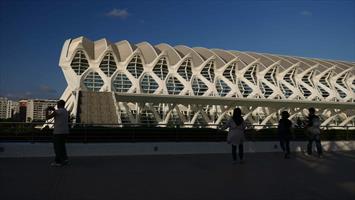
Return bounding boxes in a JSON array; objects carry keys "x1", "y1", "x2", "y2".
[{"x1": 1, "y1": 151, "x2": 355, "y2": 200}]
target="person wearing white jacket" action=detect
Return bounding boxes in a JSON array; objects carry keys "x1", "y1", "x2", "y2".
[
  {"x1": 46, "y1": 100, "x2": 69, "y2": 167},
  {"x1": 221, "y1": 108, "x2": 246, "y2": 164}
]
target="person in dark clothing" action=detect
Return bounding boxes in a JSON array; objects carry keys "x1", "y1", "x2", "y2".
[
  {"x1": 306, "y1": 107, "x2": 322, "y2": 158},
  {"x1": 278, "y1": 111, "x2": 292, "y2": 159}
]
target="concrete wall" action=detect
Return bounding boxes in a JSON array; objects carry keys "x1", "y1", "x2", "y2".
[
  {"x1": 1, "y1": 141, "x2": 354, "y2": 158},
  {"x1": 78, "y1": 91, "x2": 118, "y2": 124}
]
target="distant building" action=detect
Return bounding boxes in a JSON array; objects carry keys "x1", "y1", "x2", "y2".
[
  {"x1": 0, "y1": 97, "x2": 16, "y2": 119},
  {"x1": 0, "y1": 97, "x2": 9, "y2": 119},
  {"x1": 26, "y1": 99, "x2": 57, "y2": 122},
  {"x1": 10, "y1": 101, "x2": 19, "y2": 117},
  {"x1": 18, "y1": 100, "x2": 27, "y2": 122}
]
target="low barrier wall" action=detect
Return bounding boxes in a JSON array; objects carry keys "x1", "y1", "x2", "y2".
[{"x1": 1, "y1": 141, "x2": 354, "y2": 157}]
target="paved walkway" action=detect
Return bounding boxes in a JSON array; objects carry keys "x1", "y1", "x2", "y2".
[{"x1": 1, "y1": 152, "x2": 355, "y2": 200}]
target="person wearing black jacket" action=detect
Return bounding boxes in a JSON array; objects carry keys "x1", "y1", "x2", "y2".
[{"x1": 278, "y1": 111, "x2": 292, "y2": 159}]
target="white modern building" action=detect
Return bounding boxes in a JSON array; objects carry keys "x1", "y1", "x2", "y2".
[
  {"x1": 0, "y1": 97, "x2": 10, "y2": 119},
  {"x1": 26, "y1": 99, "x2": 57, "y2": 122},
  {"x1": 0, "y1": 97, "x2": 17, "y2": 119},
  {"x1": 10, "y1": 101, "x2": 19, "y2": 118},
  {"x1": 57, "y1": 37, "x2": 355, "y2": 127}
]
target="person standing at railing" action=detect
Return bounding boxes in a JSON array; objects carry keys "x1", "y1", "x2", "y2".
[
  {"x1": 305, "y1": 107, "x2": 323, "y2": 158},
  {"x1": 220, "y1": 108, "x2": 246, "y2": 164},
  {"x1": 45, "y1": 100, "x2": 69, "y2": 167},
  {"x1": 278, "y1": 111, "x2": 292, "y2": 159}
]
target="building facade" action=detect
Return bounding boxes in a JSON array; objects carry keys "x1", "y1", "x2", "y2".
[
  {"x1": 18, "y1": 100, "x2": 27, "y2": 122},
  {"x1": 0, "y1": 97, "x2": 17, "y2": 119},
  {"x1": 0, "y1": 97, "x2": 10, "y2": 119},
  {"x1": 9, "y1": 101, "x2": 19, "y2": 119},
  {"x1": 26, "y1": 99, "x2": 57, "y2": 122},
  {"x1": 57, "y1": 37, "x2": 355, "y2": 127}
]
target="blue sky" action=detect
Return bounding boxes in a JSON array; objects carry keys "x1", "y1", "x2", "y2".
[{"x1": 0, "y1": 0, "x2": 354, "y2": 100}]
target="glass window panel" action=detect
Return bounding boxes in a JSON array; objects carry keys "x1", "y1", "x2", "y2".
[
  {"x1": 335, "y1": 86, "x2": 347, "y2": 98},
  {"x1": 223, "y1": 63, "x2": 236, "y2": 84},
  {"x1": 280, "y1": 83, "x2": 293, "y2": 98},
  {"x1": 83, "y1": 72, "x2": 104, "y2": 91},
  {"x1": 201, "y1": 61, "x2": 215, "y2": 82},
  {"x1": 71, "y1": 50, "x2": 89, "y2": 75},
  {"x1": 244, "y1": 65, "x2": 257, "y2": 85},
  {"x1": 113, "y1": 73, "x2": 132, "y2": 92},
  {"x1": 317, "y1": 86, "x2": 329, "y2": 98},
  {"x1": 264, "y1": 66, "x2": 277, "y2": 85},
  {"x1": 216, "y1": 79, "x2": 231, "y2": 97},
  {"x1": 260, "y1": 82, "x2": 273, "y2": 98},
  {"x1": 127, "y1": 55, "x2": 144, "y2": 79},
  {"x1": 192, "y1": 77, "x2": 208, "y2": 96},
  {"x1": 238, "y1": 80, "x2": 252, "y2": 97},
  {"x1": 166, "y1": 76, "x2": 184, "y2": 95},
  {"x1": 299, "y1": 85, "x2": 312, "y2": 97},
  {"x1": 99, "y1": 53, "x2": 117, "y2": 77},
  {"x1": 153, "y1": 57, "x2": 169, "y2": 80},
  {"x1": 177, "y1": 59, "x2": 192, "y2": 81},
  {"x1": 141, "y1": 74, "x2": 159, "y2": 94}
]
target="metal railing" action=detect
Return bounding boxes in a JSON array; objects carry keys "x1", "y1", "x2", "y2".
[{"x1": 1, "y1": 121, "x2": 355, "y2": 128}]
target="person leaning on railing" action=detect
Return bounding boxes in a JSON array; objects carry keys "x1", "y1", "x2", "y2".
[{"x1": 45, "y1": 100, "x2": 70, "y2": 167}]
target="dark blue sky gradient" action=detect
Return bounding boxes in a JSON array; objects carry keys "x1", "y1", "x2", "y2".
[{"x1": 0, "y1": 0, "x2": 354, "y2": 99}]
